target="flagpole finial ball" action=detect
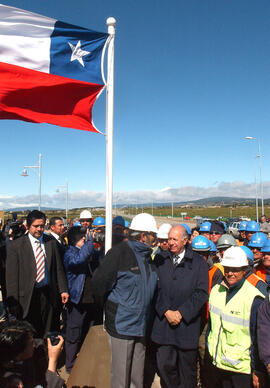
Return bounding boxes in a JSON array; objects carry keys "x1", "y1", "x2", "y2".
[
  {"x1": 106, "y1": 17, "x2": 116, "y2": 34},
  {"x1": 106, "y1": 17, "x2": 116, "y2": 27}
]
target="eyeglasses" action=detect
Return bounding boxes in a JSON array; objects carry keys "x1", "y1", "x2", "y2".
[
  {"x1": 224, "y1": 267, "x2": 244, "y2": 273},
  {"x1": 250, "y1": 247, "x2": 261, "y2": 251},
  {"x1": 210, "y1": 232, "x2": 221, "y2": 235},
  {"x1": 147, "y1": 232, "x2": 157, "y2": 238}
]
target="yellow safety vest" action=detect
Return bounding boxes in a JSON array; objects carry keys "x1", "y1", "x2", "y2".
[{"x1": 208, "y1": 280, "x2": 264, "y2": 374}]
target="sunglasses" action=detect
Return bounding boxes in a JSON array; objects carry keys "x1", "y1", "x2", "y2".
[
  {"x1": 224, "y1": 267, "x2": 244, "y2": 273},
  {"x1": 210, "y1": 232, "x2": 221, "y2": 235}
]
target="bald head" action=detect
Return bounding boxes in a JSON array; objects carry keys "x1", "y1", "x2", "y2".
[{"x1": 168, "y1": 225, "x2": 188, "y2": 255}]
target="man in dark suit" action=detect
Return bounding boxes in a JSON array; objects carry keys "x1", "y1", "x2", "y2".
[
  {"x1": 49, "y1": 216, "x2": 67, "y2": 258},
  {"x1": 6, "y1": 210, "x2": 69, "y2": 337},
  {"x1": 151, "y1": 225, "x2": 209, "y2": 388}
]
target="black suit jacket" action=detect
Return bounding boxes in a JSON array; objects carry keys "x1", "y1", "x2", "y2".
[
  {"x1": 47, "y1": 233, "x2": 67, "y2": 260},
  {"x1": 6, "y1": 233, "x2": 68, "y2": 318}
]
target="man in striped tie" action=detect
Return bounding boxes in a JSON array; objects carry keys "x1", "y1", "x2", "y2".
[{"x1": 6, "y1": 210, "x2": 69, "y2": 337}]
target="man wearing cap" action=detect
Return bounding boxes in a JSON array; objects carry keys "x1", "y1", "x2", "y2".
[
  {"x1": 112, "y1": 216, "x2": 126, "y2": 246},
  {"x1": 209, "y1": 220, "x2": 225, "y2": 246},
  {"x1": 91, "y1": 213, "x2": 158, "y2": 388},
  {"x1": 207, "y1": 246, "x2": 265, "y2": 388},
  {"x1": 151, "y1": 225, "x2": 209, "y2": 388},
  {"x1": 79, "y1": 210, "x2": 93, "y2": 241},
  {"x1": 152, "y1": 223, "x2": 172, "y2": 262},
  {"x1": 199, "y1": 221, "x2": 212, "y2": 240},
  {"x1": 245, "y1": 221, "x2": 261, "y2": 245},
  {"x1": 248, "y1": 232, "x2": 268, "y2": 268},
  {"x1": 256, "y1": 239, "x2": 270, "y2": 286},
  {"x1": 238, "y1": 221, "x2": 248, "y2": 246}
]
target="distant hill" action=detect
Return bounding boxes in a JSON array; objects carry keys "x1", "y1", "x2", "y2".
[
  {"x1": 6, "y1": 206, "x2": 60, "y2": 212},
  {"x1": 4, "y1": 196, "x2": 270, "y2": 212}
]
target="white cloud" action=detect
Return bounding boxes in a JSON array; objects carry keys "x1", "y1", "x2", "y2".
[{"x1": 0, "y1": 181, "x2": 269, "y2": 210}]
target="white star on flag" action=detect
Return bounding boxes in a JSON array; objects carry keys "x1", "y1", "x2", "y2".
[{"x1": 68, "y1": 40, "x2": 90, "y2": 67}]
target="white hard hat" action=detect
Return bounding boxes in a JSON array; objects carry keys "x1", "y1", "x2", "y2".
[
  {"x1": 157, "y1": 223, "x2": 172, "y2": 239},
  {"x1": 130, "y1": 213, "x2": 158, "y2": 234},
  {"x1": 79, "y1": 210, "x2": 92, "y2": 219},
  {"x1": 220, "y1": 246, "x2": 248, "y2": 267}
]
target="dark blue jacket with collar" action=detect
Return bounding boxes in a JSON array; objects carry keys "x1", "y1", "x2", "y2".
[
  {"x1": 90, "y1": 239, "x2": 158, "y2": 339},
  {"x1": 151, "y1": 246, "x2": 209, "y2": 349},
  {"x1": 63, "y1": 241, "x2": 94, "y2": 304}
]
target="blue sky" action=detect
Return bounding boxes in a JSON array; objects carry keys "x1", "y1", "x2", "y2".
[{"x1": 0, "y1": 0, "x2": 270, "y2": 209}]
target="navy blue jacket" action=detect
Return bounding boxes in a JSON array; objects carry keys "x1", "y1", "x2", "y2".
[
  {"x1": 151, "y1": 246, "x2": 209, "y2": 349},
  {"x1": 258, "y1": 293, "x2": 270, "y2": 368},
  {"x1": 63, "y1": 241, "x2": 94, "y2": 304},
  {"x1": 90, "y1": 240, "x2": 158, "y2": 339}
]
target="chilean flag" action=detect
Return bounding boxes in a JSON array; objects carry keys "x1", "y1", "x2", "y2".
[{"x1": 0, "y1": 4, "x2": 109, "y2": 132}]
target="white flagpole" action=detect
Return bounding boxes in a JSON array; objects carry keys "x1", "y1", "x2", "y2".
[{"x1": 105, "y1": 17, "x2": 116, "y2": 253}]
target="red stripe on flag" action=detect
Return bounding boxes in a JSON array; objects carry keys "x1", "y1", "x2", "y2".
[{"x1": 0, "y1": 62, "x2": 104, "y2": 132}]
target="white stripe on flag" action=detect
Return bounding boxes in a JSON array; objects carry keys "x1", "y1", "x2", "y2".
[{"x1": 0, "y1": 4, "x2": 55, "y2": 72}]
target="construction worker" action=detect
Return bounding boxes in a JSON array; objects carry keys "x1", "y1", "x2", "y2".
[
  {"x1": 210, "y1": 221, "x2": 225, "y2": 245},
  {"x1": 248, "y1": 232, "x2": 268, "y2": 267},
  {"x1": 192, "y1": 235, "x2": 223, "y2": 388},
  {"x1": 245, "y1": 221, "x2": 260, "y2": 244},
  {"x1": 256, "y1": 238, "x2": 270, "y2": 286},
  {"x1": 91, "y1": 216, "x2": 105, "y2": 271},
  {"x1": 216, "y1": 234, "x2": 237, "y2": 260},
  {"x1": 239, "y1": 245, "x2": 268, "y2": 296},
  {"x1": 79, "y1": 210, "x2": 93, "y2": 241},
  {"x1": 207, "y1": 246, "x2": 265, "y2": 388},
  {"x1": 152, "y1": 223, "x2": 172, "y2": 261},
  {"x1": 190, "y1": 227, "x2": 200, "y2": 242},
  {"x1": 238, "y1": 221, "x2": 248, "y2": 246},
  {"x1": 199, "y1": 221, "x2": 212, "y2": 240},
  {"x1": 91, "y1": 213, "x2": 158, "y2": 388},
  {"x1": 112, "y1": 216, "x2": 126, "y2": 246}
]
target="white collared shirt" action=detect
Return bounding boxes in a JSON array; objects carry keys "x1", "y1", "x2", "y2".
[
  {"x1": 50, "y1": 231, "x2": 62, "y2": 244},
  {"x1": 28, "y1": 232, "x2": 46, "y2": 258}
]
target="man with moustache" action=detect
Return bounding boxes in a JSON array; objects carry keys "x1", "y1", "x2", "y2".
[{"x1": 6, "y1": 210, "x2": 68, "y2": 337}]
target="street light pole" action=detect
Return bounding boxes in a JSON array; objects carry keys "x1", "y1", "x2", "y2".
[
  {"x1": 245, "y1": 136, "x2": 264, "y2": 216},
  {"x1": 21, "y1": 153, "x2": 42, "y2": 210},
  {"x1": 254, "y1": 158, "x2": 259, "y2": 223}
]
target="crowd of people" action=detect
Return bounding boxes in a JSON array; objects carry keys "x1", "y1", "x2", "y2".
[{"x1": 0, "y1": 209, "x2": 270, "y2": 388}]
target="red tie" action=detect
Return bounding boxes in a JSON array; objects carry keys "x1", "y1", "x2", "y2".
[{"x1": 35, "y1": 240, "x2": 45, "y2": 283}]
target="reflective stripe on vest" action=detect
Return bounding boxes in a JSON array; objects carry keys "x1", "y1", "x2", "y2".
[
  {"x1": 208, "y1": 281, "x2": 264, "y2": 374},
  {"x1": 209, "y1": 304, "x2": 249, "y2": 327}
]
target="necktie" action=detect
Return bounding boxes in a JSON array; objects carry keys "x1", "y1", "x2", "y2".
[
  {"x1": 173, "y1": 255, "x2": 179, "y2": 266},
  {"x1": 35, "y1": 240, "x2": 45, "y2": 283}
]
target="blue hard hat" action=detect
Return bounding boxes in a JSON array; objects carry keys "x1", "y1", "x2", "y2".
[
  {"x1": 124, "y1": 220, "x2": 130, "y2": 228},
  {"x1": 248, "y1": 232, "x2": 268, "y2": 248},
  {"x1": 199, "y1": 221, "x2": 211, "y2": 233},
  {"x1": 239, "y1": 221, "x2": 248, "y2": 231},
  {"x1": 181, "y1": 223, "x2": 191, "y2": 235},
  {"x1": 73, "y1": 221, "x2": 81, "y2": 226},
  {"x1": 209, "y1": 240, "x2": 217, "y2": 252},
  {"x1": 192, "y1": 235, "x2": 210, "y2": 251},
  {"x1": 92, "y1": 216, "x2": 105, "y2": 228},
  {"x1": 240, "y1": 245, "x2": 254, "y2": 261},
  {"x1": 246, "y1": 221, "x2": 260, "y2": 233},
  {"x1": 113, "y1": 216, "x2": 125, "y2": 227},
  {"x1": 261, "y1": 239, "x2": 270, "y2": 253}
]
